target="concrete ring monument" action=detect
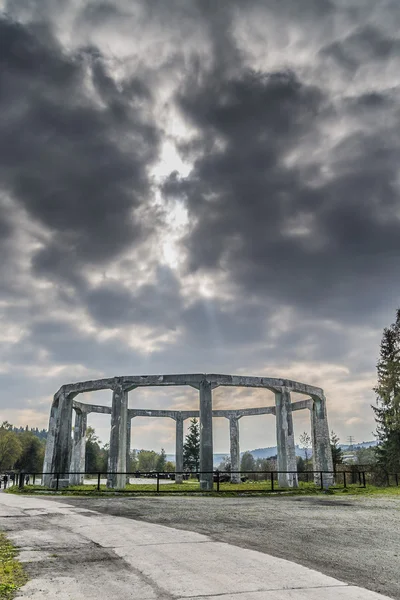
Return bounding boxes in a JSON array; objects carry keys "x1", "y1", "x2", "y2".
[{"x1": 43, "y1": 373, "x2": 334, "y2": 490}]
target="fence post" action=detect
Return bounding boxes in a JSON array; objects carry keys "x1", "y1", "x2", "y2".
[
  {"x1": 362, "y1": 471, "x2": 366, "y2": 488},
  {"x1": 97, "y1": 473, "x2": 101, "y2": 491},
  {"x1": 56, "y1": 473, "x2": 60, "y2": 491},
  {"x1": 358, "y1": 471, "x2": 362, "y2": 486},
  {"x1": 320, "y1": 471, "x2": 323, "y2": 490},
  {"x1": 271, "y1": 472, "x2": 274, "y2": 492},
  {"x1": 343, "y1": 471, "x2": 347, "y2": 488},
  {"x1": 33, "y1": 474, "x2": 36, "y2": 485},
  {"x1": 216, "y1": 470, "x2": 220, "y2": 492},
  {"x1": 156, "y1": 472, "x2": 160, "y2": 493},
  {"x1": 395, "y1": 473, "x2": 399, "y2": 487}
]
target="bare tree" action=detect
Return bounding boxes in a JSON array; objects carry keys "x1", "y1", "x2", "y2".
[{"x1": 299, "y1": 431, "x2": 312, "y2": 464}]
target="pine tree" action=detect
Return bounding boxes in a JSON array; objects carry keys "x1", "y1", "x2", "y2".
[
  {"x1": 330, "y1": 431, "x2": 343, "y2": 467},
  {"x1": 372, "y1": 309, "x2": 400, "y2": 472},
  {"x1": 156, "y1": 448, "x2": 167, "y2": 472},
  {"x1": 183, "y1": 418, "x2": 200, "y2": 472}
]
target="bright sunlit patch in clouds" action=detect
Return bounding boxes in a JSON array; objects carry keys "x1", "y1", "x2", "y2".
[
  {"x1": 152, "y1": 139, "x2": 192, "y2": 180},
  {"x1": 147, "y1": 134, "x2": 193, "y2": 270}
]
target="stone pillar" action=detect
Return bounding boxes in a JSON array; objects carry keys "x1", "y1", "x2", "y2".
[
  {"x1": 107, "y1": 385, "x2": 128, "y2": 489},
  {"x1": 69, "y1": 409, "x2": 87, "y2": 485},
  {"x1": 310, "y1": 394, "x2": 334, "y2": 487},
  {"x1": 126, "y1": 417, "x2": 131, "y2": 485},
  {"x1": 199, "y1": 379, "x2": 213, "y2": 491},
  {"x1": 50, "y1": 390, "x2": 74, "y2": 487},
  {"x1": 275, "y1": 389, "x2": 298, "y2": 488},
  {"x1": 175, "y1": 414, "x2": 184, "y2": 484},
  {"x1": 229, "y1": 415, "x2": 241, "y2": 484},
  {"x1": 42, "y1": 400, "x2": 58, "y2": 487}
]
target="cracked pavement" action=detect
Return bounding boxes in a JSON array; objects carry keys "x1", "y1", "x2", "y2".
[{"x1": 0, "y1": 491, "x2": 396, "y2": 599}]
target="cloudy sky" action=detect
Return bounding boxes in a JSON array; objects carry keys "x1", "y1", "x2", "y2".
[{"x1": 1, "y1": 0, "x2": 399, "y2": 454}]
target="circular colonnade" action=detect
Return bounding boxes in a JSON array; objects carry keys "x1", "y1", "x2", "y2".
[{"x1": 43, "y1": 373, "x2": 334, "y2": 490}]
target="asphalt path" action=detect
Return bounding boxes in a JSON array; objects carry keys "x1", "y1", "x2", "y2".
[
  {"x1": 0, "y1": 492, "x2": 398, "y2": 599},
  {"x1": 49, "y1": 493, "x2": 400, "y2": 599}
]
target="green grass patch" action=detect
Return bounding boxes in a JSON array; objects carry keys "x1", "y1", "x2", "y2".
[
  {"x1": 0, "y1": 533, "x2": 28, "y2": 599},
  {"x1": 6, "y1": 481, "x2": 400, "y2": 498}
]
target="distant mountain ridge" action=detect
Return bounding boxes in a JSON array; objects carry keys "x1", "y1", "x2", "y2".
[{"x1": 163, "y1": 440, "x2": 377, "y2": 466}]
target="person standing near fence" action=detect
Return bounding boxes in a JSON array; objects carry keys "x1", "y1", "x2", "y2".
[{"x1": 3, "y1": 474, "x2": 8, "y2": 489}]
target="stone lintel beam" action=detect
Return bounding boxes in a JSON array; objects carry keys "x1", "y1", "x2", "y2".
[
  {"x1": 129, "y1": 409, "x2": 179, "y2": 419},
  {"x1": 55, "y1": 374, "x2": 324, "y2": 399},
  {"x1": 72, "y1": 400, "x2": 112, "y2": 415},
  {"x1": 127, "y1": 407, "x2": 283, "y2": 420},
  {"x1": 291, "y1": 399, "x2": 313, "y2": 412},
  {"x1": 180, "y1": 411, "x2": 201, "y2": 420},
  {"x1": 70, "y1": 401, "x2": 309, "y2": 421}
]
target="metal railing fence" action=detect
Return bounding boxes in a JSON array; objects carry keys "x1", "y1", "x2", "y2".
[{"x1": 2, "y1": 469, "x2": 399, "y2": 492}]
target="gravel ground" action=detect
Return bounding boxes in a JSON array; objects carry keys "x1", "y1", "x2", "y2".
[{"x1": 49, "y1": 493, "x2": 400, "y2": 599}]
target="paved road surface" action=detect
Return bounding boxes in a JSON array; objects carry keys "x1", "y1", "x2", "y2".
[
  {"x1": 55, "y1": 493, "x2": 400, "y2": 598},
  {"x1": 0, "y1": 491, "x2": 396, "y2": 599}
]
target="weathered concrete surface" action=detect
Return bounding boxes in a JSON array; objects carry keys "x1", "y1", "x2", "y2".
[
  {"x1": 51, "y1": 494, "x2": 400, "y2": 600},
  {"x1": 310, "y1": 395, "x2": 334, "y2": 487},
  {"x1": 275, "y1": 390, "x2": 298, "y2": 488},
  {"x1": 42, "y1": 403, "x2": 58, "y2": 487},
  {"x1": 45, "y1": 374, "x2": 333, "y2": 491},
  {"x1": 107, "y1": 386, "x2": 127, "y2": 489},
  {"x1": 175, "y1": 414, "x2": 184, "y2": 484},
  {"x1": 228, "y1": 416, "x2": 241, "y2": 483},
  {"x1": 69, "y1": 410, "x2": 87, "y2": 485},
  {"x1": 52, "y1": 391, "x2": 73, "y2": 482},
  {"x1": 0, "y1": 492, "x2": 392, "y2": 600},
  {"x1": 55, "y1": 373, "x2": 324, "y2": 398},
  {"x1": 199, "y1": 379, "x2": 213, "y2": 491}
]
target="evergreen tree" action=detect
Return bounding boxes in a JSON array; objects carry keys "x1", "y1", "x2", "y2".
[
  {"x1": 156, "y1": 448, "x2": 167, "y2": 472},
  {"x1": 330, "y1": 431, "x2": 343, "y2": 468},
  {"x1": 183, "y1": 418, "x2": 200, "y2": 471},
  {"x1": 240, "y1": 451, "x2": 255, "y2": 474},
  {"x1": 372, "y1": 309, "x2": 400, "y2": 472},
  {"x1": 85, "y1": 427, "x2": 103, "y2": 473}
]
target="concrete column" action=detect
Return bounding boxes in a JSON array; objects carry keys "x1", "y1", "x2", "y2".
[
  {"x1": 50, "y1": 390, "x2": 74, "y2": 487},
  {"x1": 42, "y1": 401, "x2": 58, "y2": 487},
  {"x1": 69, "y1": 410, "x2": 87, "y2": 485},
  {"x1": 199, "y1": 379, "x2": 213, "y2": 491},
  {"x1": 229, "y1": 415, "x2": 241, "y2": 484},
  {"x1": 126, "y1": 417, "x2": 131, "y2": 485},
  {"x1": 175, "y1": 414, "x2": 184, "y2": 484},
  {"x1": 107, "y1": 385, "x2": 128, "y2": 489},
  {"x1": 310, "y1": 394, "x2": 334, "y2": 488},
  {"x1": 275, "y1": 389, "x2": 298, "y2": 488}
]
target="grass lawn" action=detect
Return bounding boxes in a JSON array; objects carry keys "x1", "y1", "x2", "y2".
[
  {"x1": 0, "y1": 533, "x2": 27, "y2": 599},
  {"x1": 5, "y1": 479, "x2": 400, "y2": 497}
]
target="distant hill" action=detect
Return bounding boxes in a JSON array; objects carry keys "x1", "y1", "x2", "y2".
[{"x1": 164, "y1": 440, "x2": 377, "y2": 466}]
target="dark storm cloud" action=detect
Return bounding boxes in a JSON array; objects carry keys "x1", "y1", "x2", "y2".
[
  {"x1": 84, "y1": 266, "x2": 182, "y2": 329},
  {"x1": 321, "y1": 24, "x2": 400, "y2": 71},
  {"x1": 164, "y1": 38, "x2": 400, "y2": 324},
  {"x1": 0, "y1": 16, "x2": 160, "y2": 282}
]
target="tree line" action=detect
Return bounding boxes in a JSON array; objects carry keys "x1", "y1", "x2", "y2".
[{"x1": 0, "y1": 422, "x2": 45, "y2": 472}]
